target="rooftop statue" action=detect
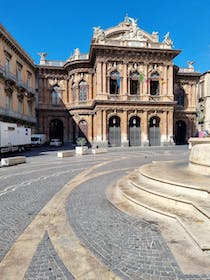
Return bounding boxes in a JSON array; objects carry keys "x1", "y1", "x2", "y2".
[
  {"x1": 163, "y1": 32, "x2": 173, "y2": 47},
  {"x1": 93, "y1": 26, "x2": 105, "y2": 42},
  {"x1": 187, "y1": 61, "x2": 195, "y2": 70},
  {"x1": 38, "y1": 52, "x2": 48, "y2": 65}
]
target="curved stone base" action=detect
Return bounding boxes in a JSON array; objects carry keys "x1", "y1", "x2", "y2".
[{"x1": 189, "y1": 143, "x2": 210, "y2": 175}]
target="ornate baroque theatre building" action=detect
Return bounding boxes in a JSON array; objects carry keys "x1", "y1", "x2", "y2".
[{"x1": 37, "y1": 16, "x2": 199, "y2": 147}]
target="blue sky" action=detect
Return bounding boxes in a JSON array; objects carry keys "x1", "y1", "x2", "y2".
[{"x1": 1, "y1": 0, "x2": 210, "y2": 72}]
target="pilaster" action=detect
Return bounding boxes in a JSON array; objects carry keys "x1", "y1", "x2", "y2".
[
  {"x1": 102, "y1": 62, "x2": 106, "y2": 94},
  {"x1": 167, "y1": 110, "x2": 174, "y2": 144},
  {"x1": 96, "y1": 62, "x2": 102, "y2": 94},
  {"x1": 121, "y1": 110, "x2": 129, "y2": 146},
  {"x1": 141, "y1": 111, "x2": 149, "y2": 146},
  {"x1": 123, "y1": 63, "x2": 127, "y2": 94}
]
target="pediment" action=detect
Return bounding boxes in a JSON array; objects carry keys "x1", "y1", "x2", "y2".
[
  {"x1": 104, "y1": 26, "x2": 154, "y2": 43},
  {"x1": 92, "y1": 16, "x2": 173, "y2": 49}
]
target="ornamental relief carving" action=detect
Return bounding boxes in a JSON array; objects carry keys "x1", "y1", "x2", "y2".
[
  {"x1": 26, "y1": 93, "x2": 35, "y2": 104},
  {"x1": 48, "y1": 78, "x2": 65, "y2": 90},
  {"x1": 4, "y1": 80, "x2": 14, "y2": 96},
  {"x1": 67, "y1": 68, "x2": 91, "y2": 76},
  {"x1": 44, "y1": 74, "x2": 67, "y2": 80},
  {"x1": 17, "y1": 87, "x2": 25, "y2": 101},
  {"x1": 5, "y1": 86, "x2": 13, "y2": 96}
]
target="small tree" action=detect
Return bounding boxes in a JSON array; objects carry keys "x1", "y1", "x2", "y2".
[{"x1": 76, "y1": 137, "x2": 87, "y2": 146}]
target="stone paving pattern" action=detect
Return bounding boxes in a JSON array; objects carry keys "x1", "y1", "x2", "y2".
[
  {"x1": 0, "y1": 154, "x2": 99, "y2": 261},
  {"x1": 23, "y1": 231, "x2": 75, "y2": 280},
  {"x1": 67, "y1": 171, "x2": 210, "y2": 280},
  {"x1": 0, "y1": 147, "x2": 210, "y2": 279}
]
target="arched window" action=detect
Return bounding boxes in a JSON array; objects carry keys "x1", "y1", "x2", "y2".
[
  {"x1": 150, "y1": 72, "x2": 160, "y2": 96},
  {"x1": 79, "y1": 80, "x2": 88, "y2": 101},
  {"x1": 130, "y1": 72, "x2": 139, "y2": 95},
  {"x1": 110, "y1": 71, "x2": 120, "y2": 94},
  {"x1": 72, "y1": 82, "x2": 76, "y2": 102},
  {"x1": 51, "y1": 85, "x2": 61, "y2": 105},
  {"x1": 175, "y1": 86, "x2": 185, "y2": 106}
]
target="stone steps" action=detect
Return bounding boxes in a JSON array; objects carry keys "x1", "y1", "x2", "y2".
[
  {"x1": 139, "y1": 161, "x2": 210, "y2": 199},
  {"x1": 116, "y1": 161, "x2": 210, "y2": 250}
]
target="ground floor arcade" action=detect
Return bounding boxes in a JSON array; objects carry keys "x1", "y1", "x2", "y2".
[{"x1": 37, "y1": 103, "x2": 197, "y2": 147}]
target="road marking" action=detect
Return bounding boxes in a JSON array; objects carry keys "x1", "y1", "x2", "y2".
[
  {"x1": 0, "y1": 168, "x2": 86, "y2": 197},
  {"x1": 0, "y1": 157, "x2": 128, "y2": 280}
]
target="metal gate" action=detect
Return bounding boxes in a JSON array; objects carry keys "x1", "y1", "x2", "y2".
[
  {"x1": 149, "y1": 117, "x2": 160, "y2": 146},
  {"x1": 49, "y1": 119, "x2": 64, "y2": 142},
  {"x1": 175, "y1": 120, "x2": 186, "y2": 145},
  {"x1": 129, "y1": 117, "x2": 141, "y2": 146},
  {"x1": 108, "y1": 116, "x2": 121, "y2": 147}
]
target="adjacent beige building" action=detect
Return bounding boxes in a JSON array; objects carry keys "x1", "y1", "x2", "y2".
[
  {"x1": 0, "y1": 24, "x2": 36, "y2": 130},
  {"x1": 197, "y1": 71, "x2": 210, "y2": 134}
]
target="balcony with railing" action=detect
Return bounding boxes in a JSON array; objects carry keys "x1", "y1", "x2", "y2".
[
  {"x1": 0, "y1": 63, "x2": 36, "y2": 96},
  {"x1": 0, "y1": 107, "x2": 36, "y2": 124},
  {"x1": 4, "y1": 69, "x2": 17, "y2": 84}
]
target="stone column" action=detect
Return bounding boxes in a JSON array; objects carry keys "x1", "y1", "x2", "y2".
[
  {"x1": 102, "y1": 110, "x2": 107, "y2": 143},
  {"x1": 160, "y1": 111, "x2": 167, "y2": 145},
  {"x1": 102, "y1": 63, "x2": 106, "y2": 94},
  {"x1": 123, "y1": 63, "x2": 127, "y2": 95},
  {"x1": 96, "y1": 62, "x2": 102, "y2": 94},
  {"x1": 66, "y1": 80, "x2": 69, "y2": 103},
  {"x1": 191, "y1": 83, "x2": 196, "y2": 108},
  {"x1": 167, "y1": 110, "x2": 174, "y2": 145},
  {"x1": 93, "y1": 110, "x2": 102, "y2": 146},
  {"x1": 141, "y1": 111, "x2": 149, "y2": 146},
  {"x1": 90, "y1": 74, "x2": 94, "y2": 100},
  {"x1": 143, "y1": 64, "x2": 148, "y2": 100},
  {"x1": 167, "y1": 65, "x2": 173, "y2": 96},
  {"x1": 163, "y1": 65, "x2": 167, "y2": 96},
  {"x1": 121, "y1": 110, "x2": 129, "y2": 146},
  {"x1": 39, "y1": 78, "x2": 44, "y2": 103},
  {"x1": 46, "y1": 79, "x2": 51, "y2": 104},
  {"x1": 43, "y1": 78, "x2": 47, "y2": 103},
  {"x1": 90, "y1": 114, "x2": 94, "y2": 143}
]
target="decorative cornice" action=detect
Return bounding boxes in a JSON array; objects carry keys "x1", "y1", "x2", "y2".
[{"x1": 0, "y1": 25, "x2": 35, "y2": 69}]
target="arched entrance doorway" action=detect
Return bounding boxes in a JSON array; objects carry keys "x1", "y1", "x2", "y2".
[
  {"x1": 149, "y1": 116, "x2": 160, "y2": 146},
  {"x1": 108, "y1": 116, "x2": 121, "y2": 147},
  {"x1": 175, "y1": 120, "x2": 186, "y2": 145},
  {"x1": 49, "y1": 119, "x2": 64, "y2": 142},
  {"x1": 129, "y1": 116, "x2": 141, "y2": 146}
]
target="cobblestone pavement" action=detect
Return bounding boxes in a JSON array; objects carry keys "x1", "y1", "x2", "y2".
[
  {"x1": 0, "y1": 146, "x2": 210, "y2": 279},
  {"x1": 66, "y1": 155, "x2": 210, "y2": 280},
  {"x1": 0, "y1": 151, "x2": 100, "y2": 262},
  {"x1": 23, "y1": 231, "x2": 75, "y2": 280}
]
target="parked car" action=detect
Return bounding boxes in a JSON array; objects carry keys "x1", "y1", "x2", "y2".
[
  {"x1": 31, "y1": 134, "x2": 47, "y2": 146},
  {"x1": 49, "y1": 138, "x2": 62, "y2": 146}
]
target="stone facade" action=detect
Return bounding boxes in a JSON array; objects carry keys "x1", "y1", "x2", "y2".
[
  {"x1": 196, "y1": 71, "x2": 210, "y2": 133},
  {"x1": 174, "y1": 63, "x2": 200, "y2": 144},
  {"x1": 0, "y1": 24, "x2": 36, "y2": 129},
  {"x1": 37, "y1": 16, "x2": 200, "y2": 147}
]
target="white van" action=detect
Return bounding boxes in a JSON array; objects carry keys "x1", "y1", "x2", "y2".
[{"x1": 31, "y1": 134, "x2": 47, "y2": 146}]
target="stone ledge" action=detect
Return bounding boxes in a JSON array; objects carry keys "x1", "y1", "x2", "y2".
[
  {"x1": 57, "y1": 151, "x2": 75, "y2": 158},
  {"x1": 92, "y1": 148, "x2": 107, "y2": 154},
  {"x1": 188, "y1": 137, "x2": 210, "y2": 149},
  {"x1": 1, "y1": 156, "x2": 26, "y2": 167},
  {"x1": 75, "y1": 146, "x2": 89, "y2": 155}
]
